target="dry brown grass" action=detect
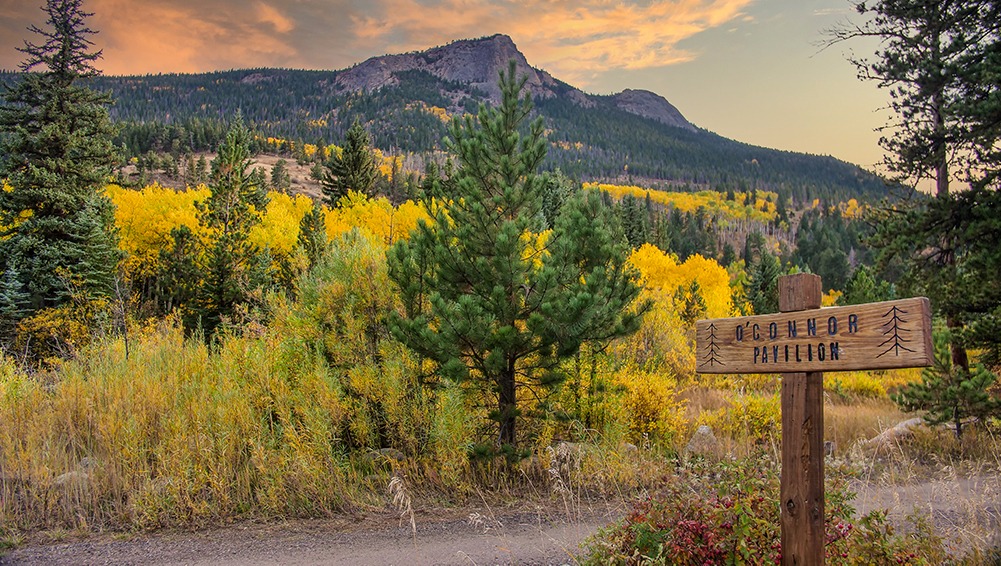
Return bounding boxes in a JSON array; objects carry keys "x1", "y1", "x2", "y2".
[
  {"x1": 679, "y1": 386, "x2": 733, "y2": 421},
  {"x1": 844, "y1": 425, "x2": 1001, "y2": 559},
  {"x1": 825, "y1": 398, "x2": 910, "y2": 451}
]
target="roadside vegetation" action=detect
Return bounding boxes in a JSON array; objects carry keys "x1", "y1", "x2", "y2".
[{"x1": 1, "y1": 0, "x2": 1000, "y2": 563}]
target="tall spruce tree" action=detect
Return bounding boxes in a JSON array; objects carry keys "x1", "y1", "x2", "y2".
[
  {"x1": 193, "y1": 112, "x2": 271, "y2": 337},
  {"x1": 0, "y1": 0, "x2": 119, "y2": 324},
  {"x1": 0, "y1": 262, "x2": 30, "y2": 349},
  {"x1": 270, "y1": 158, "x2": 292, "y2": 193},
  {"x1": 833, "y1": 0, "x2": 1001, "y2": 430},
  {"x1": 388, "y1": 62, "x2": 647, "y2": 451},
  {"x1": 320, "y1": 119, "x2": 378, "y2": 205},
  {"x1": 297, "y1": 200, "x2": 328, "y2": 271},
  {"x1": 748, "y1": 251, "x2": 781, "y2": 315}
]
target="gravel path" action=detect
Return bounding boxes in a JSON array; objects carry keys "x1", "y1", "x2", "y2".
[
  {"x1": 5, "y1": 473, "x2": 998, "y2": 565},
  {"x1": 0, "y1": 506, "x2": 620, "y2": 566}
]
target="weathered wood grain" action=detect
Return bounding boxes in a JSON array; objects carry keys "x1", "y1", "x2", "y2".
[
  {"x1": 695, "y1": 297, "x2": 933, "y2": 374},
  {"x1": 779, "y1": 274, "x2": 825, "y2": 566}
]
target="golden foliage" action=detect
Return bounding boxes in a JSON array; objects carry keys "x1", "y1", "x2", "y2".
[
  {"x1": 108, "y1": 183, "x2": 206, "y2": 278},
  {"x1": 323, "y1": 191, "x2": 428, "y2": 246},
  {"x1": 842, "y1": 198, "x2": 862, "y2": 218},
  {"x1": 822, "y1": 289, "x2": 842, "y2": 307},
  {"x1": 520, "y1": 230, "x2": 551, "y2": 268},
  {"x1": 15, "y1": 298, "x2": 109, "y2": 366},
  {"x1": 614, "y1": 365, "x2": 687, "y2": 444},
  {"x1": 617, "y1": 244, "x2": 734, "y2": 377},
  {"x1": 697, "y1": 392, "x2": 781, "y2": 443},
  {"x1": 629, "y1": 245, "x2": 733, "y2": 320},
  {"x1": 111, "y1": 185, "x2": 430, "y2": 287},
  {"x1": 249, "y1": 192, "x2": 314, "y2": 256},
  {"x1": 584, "y1": 182, "x2": 777, "y2": 223},
  {"x1": 552, "y1": 140, "x2": 585, "y2": 151}
]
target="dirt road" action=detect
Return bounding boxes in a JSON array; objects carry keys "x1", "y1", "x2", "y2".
[
  {"x1": 0, "y1": 506, "x2": 619, "y2": 566},
  {"x1": 4, "y1": 472, "x2": 998, "y2": 565}
]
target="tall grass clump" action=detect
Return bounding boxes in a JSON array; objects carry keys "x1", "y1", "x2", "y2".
[{"x1": 0, "y1": 319, "x2": 358, "y2": 531}]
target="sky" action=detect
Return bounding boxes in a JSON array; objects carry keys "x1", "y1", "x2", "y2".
[{"x1": 0, "y1": 0, "x2": 888, "y2": 171}]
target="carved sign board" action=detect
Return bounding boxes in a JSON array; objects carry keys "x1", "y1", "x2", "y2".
[{"x1": 695, "y1": 297, "x2": 933, "y2": 374}]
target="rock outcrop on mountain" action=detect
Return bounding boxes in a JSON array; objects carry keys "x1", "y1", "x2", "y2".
[
  {"x1": 612, "y1": 89, "x2": 696, "y2": 132},
  {"x1": 335, "y1": 35, "x2": 560, "y2": 101},
  {"x1": 335, "y1": 34, "x2": 693, "y2": 130}
]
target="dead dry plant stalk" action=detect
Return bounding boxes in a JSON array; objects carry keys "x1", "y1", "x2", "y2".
[
  {"x1": 388, "y1": 474, "x2": 416, "y2": 544},
  {"x1": 547, "y1": 442, "x2": 583, "y2": 523}
]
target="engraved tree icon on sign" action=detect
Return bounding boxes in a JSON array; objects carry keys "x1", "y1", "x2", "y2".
[
  {"x1": 877, "y1": 305, "x2": 916, "y2": 358},
  {"x1": 703, "y1": 323, "x2": 723, "y2": 367}
]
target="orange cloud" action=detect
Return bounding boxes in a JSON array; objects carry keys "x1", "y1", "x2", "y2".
[
  {"x1": 1, "y1": 0, "x2": 753, "y2": 82},
  {"x1": 85, "y1": 0, "x2": 300, "y2": 74},
  {"x1": 256, "y1": 2, "x2": 295, "y2": 34},
  {"x1": 360, "y1": 0, "x2": 755, "y2": 86}
]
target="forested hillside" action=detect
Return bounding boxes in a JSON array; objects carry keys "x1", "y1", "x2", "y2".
[
  {"x1": 94, "y1": 66, "x2": 888, "y2": 203},
  {"x1": 0, "y1": 34, "x2": 889, "y2": 204}
]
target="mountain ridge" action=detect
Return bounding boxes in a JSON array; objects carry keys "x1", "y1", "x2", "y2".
[
  {"x1": 0, "y1": 34, "x2": 888, "y2": 201},
  {"x1": 335, "y1": 34, "x2": 696, "y2": 132}
]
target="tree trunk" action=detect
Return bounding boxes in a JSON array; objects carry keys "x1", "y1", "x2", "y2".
[
  {"x1": 933, "y1": 54, "x2": 971, "y2": 400},
  {"x1": 498, "y1": 357, "x2": 517, "y2": 446}
]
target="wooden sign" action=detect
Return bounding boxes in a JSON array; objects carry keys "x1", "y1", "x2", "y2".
[
  {"x1": 695, "y1": 297, "x2": 933, "y2": 374},
  {"x1": 695, "y1": 274, "x2": 935, "y2": 565}
]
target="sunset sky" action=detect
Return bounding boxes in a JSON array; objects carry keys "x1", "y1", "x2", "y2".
[{"x1": 0, "y1": 0, "x2": 888, "y2": 170}]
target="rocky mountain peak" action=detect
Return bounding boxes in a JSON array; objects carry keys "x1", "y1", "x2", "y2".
[
  {"x1": 612, "y1": 89, "x2": 696, "y2": 132},
  {"x1": 334, "y1": 35, "x2": 694, "y2": 131},
  {"x1": 335, "y1": 34, "x2": 556, "y2": 102}
]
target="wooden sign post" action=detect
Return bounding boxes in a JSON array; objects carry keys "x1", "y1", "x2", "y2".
[{"x1": 695, "y1": 273, "x2": 933, "y2": 565}]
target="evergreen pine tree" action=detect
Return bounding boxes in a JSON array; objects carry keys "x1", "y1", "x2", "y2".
[
  {"x1": 270, "y1": 158, "x2": 292, "y2": 193},
  {"x1": 297, "y1": 200, "x2": 328, "y2": 271},
  {"x1": 675, "y1": 281, "x2": 708, "y2": 325},
  {"x1": 388, "y1": 62, "x2": 646, "y2": 451},
  {"x1": 248, "y1": 167, "x2": 268, "y2": 194},
  {"x1": 195, "y1": 155, "x2": 208, "y2": 184},
  {"x1": 539, "y1": 169, "x2": 577, "y2": 230},
  {"x1": 184, "y1": 154, "x2": 197, "y2": 187},
  {"x1": 320, "y1": 119, "x2": 378, "y2": 205},
  {"x1": 893, "y1": 329, "x2": 1001, "y2": 438},
  {"x1": 193, "y1": 112, "x2": 271, "y2": 337},
  {"x1": 415, "y1": 161, "x2": 457, "y2": 206},
  {"x1": 874, "y1": 187, "x2": 1001, "y2": 368},
  {"x1": 840, "y1": 264, "x2": 894, "y2": 306},
  {"x1": 748, "y1": 251, "x2": 781, "y2": 315},
  {"x1": 831, "y1": 0, "x2": 1001, "y2": 377},
  {"x1": 0, "y1": 0, "x2": 120, "y2": 317},
  {"x1": 0, "y1": 261, "x2": 30, "y2": 348},
  {"x1": 775, "y1": 192, "x2": 789, "y2": 225},
  {"x1": 743, "y1": 231, "x2": 766, "y2": 264},
  {"x1": 619, "y1": 194, "x2": 648, "y2": 248},
  {"x1": 720, "y1": 242, "x2": 737, "y2": 267},
  {"x1": 157, "y1": 224, "x2": 200, "y2": 319}
]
